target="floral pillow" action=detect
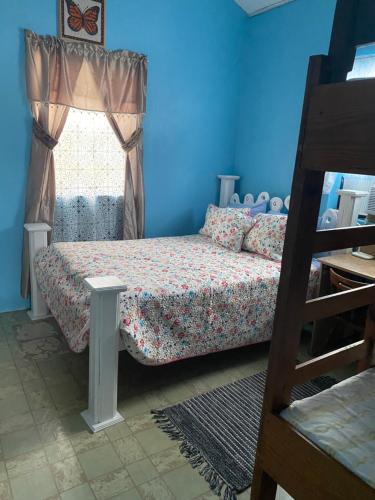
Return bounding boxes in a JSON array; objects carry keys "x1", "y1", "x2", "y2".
[
  {"x1": 199, "y1": 204, "x2": 252, "y2": 237},
  {"x1": 212, "y1": 212, "x2": 253, "y2": 252},
  {"x1": 242, "y1": 213, "x2": 287, "y2": 260}
]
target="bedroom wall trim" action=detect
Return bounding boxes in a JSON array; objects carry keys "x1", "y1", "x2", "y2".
[{"x1": 24, "y1": 223, "x2": 52, "y2": 320}]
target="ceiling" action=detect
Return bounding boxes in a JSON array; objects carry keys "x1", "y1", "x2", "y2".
[{"x1": 234, "y1": 0, "x2": 294, "y2": 17}]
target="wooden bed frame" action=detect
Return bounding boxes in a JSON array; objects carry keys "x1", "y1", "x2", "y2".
[
  {"x1": 251, "y1": 1, "x2": 375, "y2": 498},
  {"x1": 25, "y1": 222, "x2": 126, "y2": 432}
]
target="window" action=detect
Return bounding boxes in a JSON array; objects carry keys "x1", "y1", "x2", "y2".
[{"x1": 53, "y1": 108, "x2": 125, "y2": 242}]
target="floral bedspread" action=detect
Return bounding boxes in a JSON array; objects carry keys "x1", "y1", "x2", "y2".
[{"x1": 34, "y1": 235, "x2": 320, "y2": 365}]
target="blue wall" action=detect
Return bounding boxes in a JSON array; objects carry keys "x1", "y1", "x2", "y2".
[
  {"x1": 0, "y1": 0, "x2": 246, "y2": 312},
  {"x1": 234, "y1": 0, "x2": 337, "y2": 201}
]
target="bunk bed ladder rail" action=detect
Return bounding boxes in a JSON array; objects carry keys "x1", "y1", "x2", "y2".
[{"x1": 251, "y1": 1, "x2": 375, "y2": 499}]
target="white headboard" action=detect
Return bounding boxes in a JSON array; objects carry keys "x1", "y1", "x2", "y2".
[{"x1": 229, "y1": 192, "x2": 291, "y2": 214}]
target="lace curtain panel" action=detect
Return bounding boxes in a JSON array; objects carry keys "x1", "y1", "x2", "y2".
[{"x1": 53, "y1": 108, "x2": 125, "y2": 242}]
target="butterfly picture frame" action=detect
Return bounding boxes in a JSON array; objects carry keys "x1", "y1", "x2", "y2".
[{"x1": 59, "y1": 0, "x2": 105, "y2": 46}]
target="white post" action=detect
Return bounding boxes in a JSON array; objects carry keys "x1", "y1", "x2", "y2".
[
  {"x1": 81, "y1": 276, "x2": 127, "y2": 432},
  {"x1": 337, "y1": 189, "x2": 368, "y2": 227},
  {"x1": 24, "y1": 223, "x2": 52, "y2": 321},
  {"x1": 218, "y1": 175, "x2": 240, "y2": 208}
]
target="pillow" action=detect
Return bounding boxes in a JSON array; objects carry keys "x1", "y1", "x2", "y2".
[
  {"x1": 228, "y1": 200, "x2": 267, "y2": 216},
  {"x1": 199, "y1": 204, "x2": 252, "y2": 237},
  {"x1": 212, "y1": 212, "x2": 253, "y2": 252},
  {"x1": 242, "y1": 213, "x2": 287, "y2": 260}
]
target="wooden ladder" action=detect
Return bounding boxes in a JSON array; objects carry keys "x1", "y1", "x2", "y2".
[{"x1": 251, "y1": 1, "x2": 375, "y2": 498}]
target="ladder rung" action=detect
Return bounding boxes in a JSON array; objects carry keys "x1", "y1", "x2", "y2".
[
  {"x1": 292, "y1": 340, "x2": 367, "y2": 386},
  {"x1": 313, "y1": 225, "x2": 375, "y2": 253},
  {"x1": 303, "y1": 284, "x2": 375, "y2": 322}
]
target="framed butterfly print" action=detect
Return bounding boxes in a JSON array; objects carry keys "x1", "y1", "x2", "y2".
[{"x1": 59, "y1": 0, "x2": 105, "y2": 46}]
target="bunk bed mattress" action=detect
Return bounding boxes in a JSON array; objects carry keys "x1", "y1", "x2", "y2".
[
  {"x1": 34, "y1": 235, "x2": 320, "y2": 365},
  {"x1": 281, "y1": 368, "x2": 375, "y2": 489}
]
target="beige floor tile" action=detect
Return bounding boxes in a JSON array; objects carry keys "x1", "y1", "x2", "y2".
[
  {"x1": 126, "y1": 413, "x2": 155, "y2": 434},
  {"x1": 0, "y1": 392, "x2": 29, "y2": 421},
  {"x1": 5, "y1": 448, "x2": 47, "y2": 478},
  {"x1": 105, "y1": 422, "x2": 132, "y2": 442},
  {"x1": 59, "y1": 413, "x2": 89, "y2": 436},
  {"x1": 138, "y1": 477, "x2": 174, "y2": 500},
  {"x1": 89, "y1": 468, "x2": 134, "y2": 500},
  {"x1": 0, "y1": 365, "x2": 21, "y2": 389},
  {"x1": 70, "y1": 430, "x2": 109, "y2": 454},
  {"x1": 48, "y1": 379, "x2": 85, "y2": 409},
  {"x1": 136, "y1": 427, "x2": 174, "y2": 456},
  {"x1": 77, "y1": 443, "x2": 122, "y2": 480},
  {"x1": 149, "y1": 446, "x2": 186, "y2": 474},
  {"x1": 9, "y1": 466, "x2": 58, "y2": 500},
  {"x1": 14, "y1": 321, "x2": 58, "y2": 343},
  {"x1": 163, "y1": 464, "x2": 209, "y2": 500},
  {"x1": 51, "y1": 455, "x2": 86, "y2": 492},
  {"x1": 0, "y1": 480, "x2": 11, "y2": 500},
  {"x1": 44, "y1": 438, "x2": 75, "y2": 464},
  {"x1": 118, "y1": 395, "x2": 150, "y2": 418},
  {"x1": 195, "y1": 492, "x2": 219, "y2": 499},
  {"x1": 112, "y1": 436, "x2": 146, "y2": 466},
  {"x1": 0, "y1": 462, "x2": 6, "y2": 482},
  {"x1": 60, "y1": 482, "x2": 95, "y2": 500},
  {"x1": 37, "y1": 356, "x2": 70, "y2": 379},
  {"x1": 142, "y1": 390, "x2": 170, "y2": 410},
  {"x1": 0, "y1": 348, "x2": 13, "y2": 367},
  {"x1": 111, "y1": 487, "x2": 142, "y2": 500},
  {"x1": 26, "y1": 387, "x2": 55, "y2": 411},
  {"x1": 161, "y1": 382, "x2": 194, "y2": 404},
  {"x1": 15, "y1": 359, "x2": 42, "y2": 383},
  {"x1": 0, "y1": 411, "x2": 34, "y2": 435},
  {"x1": 1, "y1": 426, "x2": 42, "y2": 459},
  {"x1": 126, "y1": 458, "x2": 158, "y2": 486},
  {"x1": 32, "y1": 407, "x2": 59, "y2": 424},
  {"x1": 38, "y1": 418, "x2": 66, "y2": 444}
]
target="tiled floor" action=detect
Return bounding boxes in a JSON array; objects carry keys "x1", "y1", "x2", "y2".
[{"x1": 0, "y1": 311, "x2": 353, "y2": 500}]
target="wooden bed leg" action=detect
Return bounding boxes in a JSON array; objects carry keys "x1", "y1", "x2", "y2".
[
  {"x1": 251, "y1": 461, "x2": 277, "y2": 500},
  {"x1": 81, "y1": 276, "x2": 127, "y2": 433},
  {"x1": 24, "y1": 223, "x2": 52, "y2": 321}
]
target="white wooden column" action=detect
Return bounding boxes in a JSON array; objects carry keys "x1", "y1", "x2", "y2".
[
  {"x1": 218, "y1": 175, "x2": 240, "y2": 208},
  {"x1": 24, "y1": 223, "x2": 52, "y2": 321},
  {"x1": 81, "y1": 276, "x2": 127, "y2": 432}
]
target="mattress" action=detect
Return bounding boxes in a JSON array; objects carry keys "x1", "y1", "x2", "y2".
[
  {"x1": 34, "y1": 234, "x2": 320, "y2": 365},
  {"x1": 281, "y1": 368, "x2": 375, "y2": 489}
]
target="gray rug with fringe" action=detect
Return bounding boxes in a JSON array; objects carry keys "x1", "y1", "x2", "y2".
[{"x1": 152, "y1": 370, "x2": 334, "y2": 500}]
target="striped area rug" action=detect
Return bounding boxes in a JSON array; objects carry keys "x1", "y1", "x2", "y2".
[{"x1": 152, "y1": 370, "x2": 334, "y2": 500}]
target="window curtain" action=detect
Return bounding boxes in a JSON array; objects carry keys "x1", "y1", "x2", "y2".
[
  {"x1": 21, "y1": 30, "x2": 147, "y2": 298},
  {"x1": 53, "y1": 108, "x2": 126, "y2": 243},
  {"x1": 106, "y1": 113, "x2": 144, "y2": 239}
]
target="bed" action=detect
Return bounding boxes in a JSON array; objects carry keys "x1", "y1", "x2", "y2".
[
  {"x1": 34, "y1": 234, "x2": 320, "y2": 365},
  {"x1": 25, "y1": 220, "x2": 320, "y2": 432}
]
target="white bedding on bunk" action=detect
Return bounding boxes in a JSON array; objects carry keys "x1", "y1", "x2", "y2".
[{"x1": 281, "y1": 367, "x2": 375, "y2": 488}]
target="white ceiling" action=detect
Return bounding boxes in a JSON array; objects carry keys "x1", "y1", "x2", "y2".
[{"x1": 234, "y1": 0, "x2": 294, "y2": 17}]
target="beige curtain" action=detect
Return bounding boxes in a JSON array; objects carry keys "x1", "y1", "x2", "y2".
[
  {"x1": 21, "y1": 104, "x2": 70, "y2": 297},
  {"x1": 22, "y1": 31, "x2": 147, "y2": 297},
  {"x1": 106, "y1": 113, "x2": 145, "y2": 239}
]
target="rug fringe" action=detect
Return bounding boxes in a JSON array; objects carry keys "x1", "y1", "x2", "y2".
[{"x1": 152, "y1": 410, "x2": 238, "y2": 500}]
